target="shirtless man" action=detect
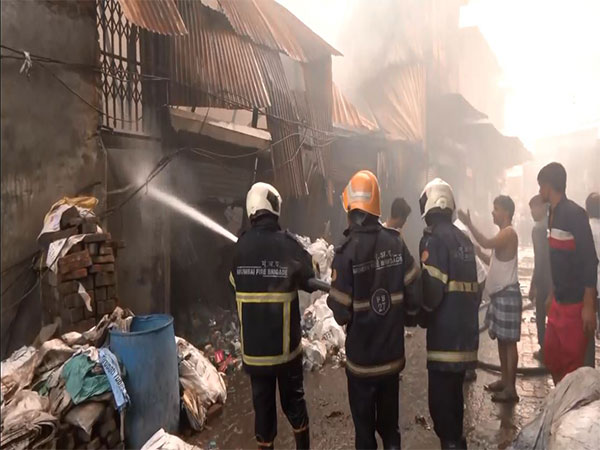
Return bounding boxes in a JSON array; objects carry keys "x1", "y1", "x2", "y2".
[{"x1": 459, "y1": 195, "x2": 521, "y2": 403}]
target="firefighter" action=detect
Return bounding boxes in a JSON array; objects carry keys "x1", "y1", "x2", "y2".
[
  {"x1": 327, "y1": 170, "x2": 422, "y2": 450},
  {"x1": 418, "y1": 179, "x2": 479, "y2": 450},
  {"x1": 230, "y1": 182, "x2": 315, "y2": 450}
]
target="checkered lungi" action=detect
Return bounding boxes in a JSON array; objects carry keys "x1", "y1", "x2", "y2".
[{"x1": 486, "y1": 284, "x2": 523, "y2": 342}]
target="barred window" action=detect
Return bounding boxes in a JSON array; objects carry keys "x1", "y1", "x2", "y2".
[{"x1": 97, "y1": 0, "x2": 143, "y2": 132}]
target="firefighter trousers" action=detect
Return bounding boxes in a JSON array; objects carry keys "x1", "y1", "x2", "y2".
[
  {"x1": 249, "y1": 360, "x2": 309, "y2": 446},
  {"x1": 347, "y1": 373, "x2": 401, "y2": 449},
  {"x1": 428, "y1": 370, "x2": 467, "y2": 449}
]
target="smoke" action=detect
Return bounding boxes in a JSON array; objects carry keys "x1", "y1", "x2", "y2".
[{"x1": 334, "y1": 0, "x2": 442, "y2": 95}]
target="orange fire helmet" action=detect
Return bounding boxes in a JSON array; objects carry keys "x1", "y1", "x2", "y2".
[{"x1": 342, "y1": 170, "x2": 381, "y2": 217}]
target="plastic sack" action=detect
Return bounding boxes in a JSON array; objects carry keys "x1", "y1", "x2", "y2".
[
  {"x1": 549, "y1": 399, "x2": 600, "y2": 449},
  {"x1": 64, "y1": 401, "x2": 105, "y2": 437},
  {"x1": 38, "y1": 196, "x2": 98, "y2": 238},
  {"x1": 141, "y1": 428, "x2": 200, "y2": 450},
  {"x1": 0, "y1": 389, "x2": 58, "y2": 450},
  {"x1": 510, "y1": 367, "x2": 600, "y2": 450},
  {"x1": 176, "y1": 337, "x2": 227, "y2": 431},
  {"x1": 302, "y1": 338, "x2": 326, "y2": 371},
  {"x1": 308, "y1": 316, "x2": 345, "y2": 353}
]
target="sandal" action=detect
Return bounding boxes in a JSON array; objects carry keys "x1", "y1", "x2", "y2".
[
  {"x1": 491, "y1": 390, "x2": 520, "y2": 403},
  {"x1": 484, "y1": 380, "x2": 505, "y2": 392}
]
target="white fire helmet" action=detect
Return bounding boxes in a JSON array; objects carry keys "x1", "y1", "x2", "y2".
[
  {"x1": 246, "y1": 182, "x2": 282, "y2": 219},
  {"x1": 419, "y1": 178, "x2": 456, "y2": 217}
]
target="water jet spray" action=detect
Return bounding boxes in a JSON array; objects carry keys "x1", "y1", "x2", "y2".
[{"x1": 147, "y1": 187, "x2": 238, "y2": 243}]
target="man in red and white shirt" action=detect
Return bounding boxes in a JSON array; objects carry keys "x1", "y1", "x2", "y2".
[{"x1": 537, "y1": 163, "x2": 598, "y2": 383}]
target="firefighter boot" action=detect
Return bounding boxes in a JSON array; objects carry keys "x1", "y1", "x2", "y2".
[{"x1": 294, "y1": 427, "x2": 310, "y2": 450}]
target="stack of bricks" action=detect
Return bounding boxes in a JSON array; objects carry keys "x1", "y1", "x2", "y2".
[
  {"x1": 41, "y1": 215, "x2": 120, "y2": 333},
  {"x1": 56, "y1": 403, "x2": 124, "y2": 450}
]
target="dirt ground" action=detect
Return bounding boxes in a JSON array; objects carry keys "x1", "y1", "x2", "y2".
[{"x1": 189, "y1": 247, "x2": 599, "y2": 449}]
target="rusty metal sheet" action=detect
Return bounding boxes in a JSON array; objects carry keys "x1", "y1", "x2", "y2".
[
  {"x1": 167, "y1": 0, "x2": 271, "y2": 109},
  {"x1": 218, "y1": 0, "x2": 341, "y2": 62},
  {"x1": 254, "y1": 47, "x2": 307, "y2": 198},
  {"x1": 116, "y1": 0, "x2": 188, "y2": 35},
  {"x1": 332, "y1": 83, "x2": 378, "y2": 133},
  {"x1": 302, "y1": 58, "x2": 334, "y2": 175},
  {"x1": 363, "y1": 64, "x2": 426, "y2": 142}
]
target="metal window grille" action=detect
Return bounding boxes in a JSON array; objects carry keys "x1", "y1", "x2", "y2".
[{"x1": 97, "y1": 0, "x2": 143, "y2": 132}]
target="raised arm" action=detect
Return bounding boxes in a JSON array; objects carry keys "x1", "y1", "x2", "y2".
[{"x1": 458, "y1": 209, "x2": 514, "y2": 250}]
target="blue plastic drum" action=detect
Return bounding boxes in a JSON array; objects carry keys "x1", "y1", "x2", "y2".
[{"x1": 109, "y1": 314, "x2": 180, "y2": 449}]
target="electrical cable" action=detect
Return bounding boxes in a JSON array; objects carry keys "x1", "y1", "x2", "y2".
[
  {"x1": 1, "y1": 251, "x2": 38, "y2": 276},
  {"x1": 0, "y1": 44, "x2": 338, "y2": 138},
  {"x1": 36, "y1": 60, "x2": 143, "y2": 124},
  {"x1": 1, "y1": 238, "x2": 69, "y2": 314}
]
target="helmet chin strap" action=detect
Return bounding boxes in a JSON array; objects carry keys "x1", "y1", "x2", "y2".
[{"x1": 348, "y1": 209, "x2": 370, "y2": 226}]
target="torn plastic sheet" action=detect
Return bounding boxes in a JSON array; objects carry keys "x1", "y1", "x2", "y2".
[
  {"x1": 510, "y1": 367, "x2": 600, "y2": 450},
  {"x1": 302, "y1": 338, "x2": 326, "y2": 371},
  {"x1": 38, "y1": 196, "x2": 98, "y2": 238},
  {"x1": 0, "y1": 346, "x2": 36, "y2": 379},
  {"x1": 64, "y1": 401, "x2": 105, "y2": 438},
  {"x1": 141, "y1": 428, "x2": 200, "y2": 450},
  {"x1": 77, "y1": 282, "x2": 92, "y2": 312},
  {"x1": 98, "y1": 348, "x2": 130, "y2": 412},
  {"x1": 0, "y1": 389, "x2": 58, "y2": 450},
  {"x1": 1, "y1": 339, "x2": 74, "y2": 405},
  {"x1": 46, "y1": 234, "x2": 86, "y2": 272},
  {"x1": 176, "y1": 337, "x2": 227, "y2": 431}
]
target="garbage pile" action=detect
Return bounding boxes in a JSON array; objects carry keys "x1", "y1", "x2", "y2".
[
  {"x1": 1, "y1": 308, "x2": 132, "y2": 449},
  {"x1": 0, "y1": 307, "x2": 227, "y2": 449},
  {"x1": 199, "y1": 308, "x2": 242, "y2": 375},
  {"x1": 510, "y1": 367, "x2": 600, "y2": 450},
  {"x1": 296, "y1": 237, "x2": 346, "y2": 371}
]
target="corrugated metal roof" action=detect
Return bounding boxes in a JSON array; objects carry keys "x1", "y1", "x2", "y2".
[
  {"x1": 254, "y1": 47, "x2": 307, "y2": 197},
  {"x1": 302, "y1": 58, "x2": 334, "y2": 175},
  {"x1": 332, "y1": 83, "x2": 378, "y2": 133},
  {"x1": 363, "y1": 64, "x2": 426, "y2": 142},
  {"x1": 116, "y1": 0, "x2": 188, "y2": 35},
  {"x1": 216, "y1": 0, "x2": 341, "y2": 62},
  {"x1": 167, "y1": 0, "x2": 271, "y2": 109},
  {"x1": 160, "y1": 0, "x2": 336, "y2": 198}
]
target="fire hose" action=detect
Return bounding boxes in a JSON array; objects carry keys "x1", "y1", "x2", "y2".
[{"x1": 309, "y1": 280, "x2": 549, "y2": 376}]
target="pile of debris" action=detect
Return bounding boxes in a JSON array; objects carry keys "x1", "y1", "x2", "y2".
[
  {"x1": 201, "y1": 309, "x2": 242, "y2": 375},
  {"x1": 296, "y1": 237, "x2": 346, "y2": 371},
  {"x1": 1, "y1": 308, "x2": 132, "y2": 449},
  {"x1": 0, "y1": 307, "x2": 227, "y2": 449}
]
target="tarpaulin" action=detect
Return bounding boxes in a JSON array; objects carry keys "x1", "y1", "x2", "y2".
[
  {"x1": 61, "y1": 354, "x2": 111, "y2": 405},
  {"x1": 510, "y1": 367, "x2": 600, "y2": 450}
]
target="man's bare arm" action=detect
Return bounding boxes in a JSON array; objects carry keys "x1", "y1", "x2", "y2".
[
  {"x1": 458, "y1": 209, "x2": 514, "y2": 250},
  {"x1": 475, "y1": 245, "x2": 491, "y2": 266}
]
